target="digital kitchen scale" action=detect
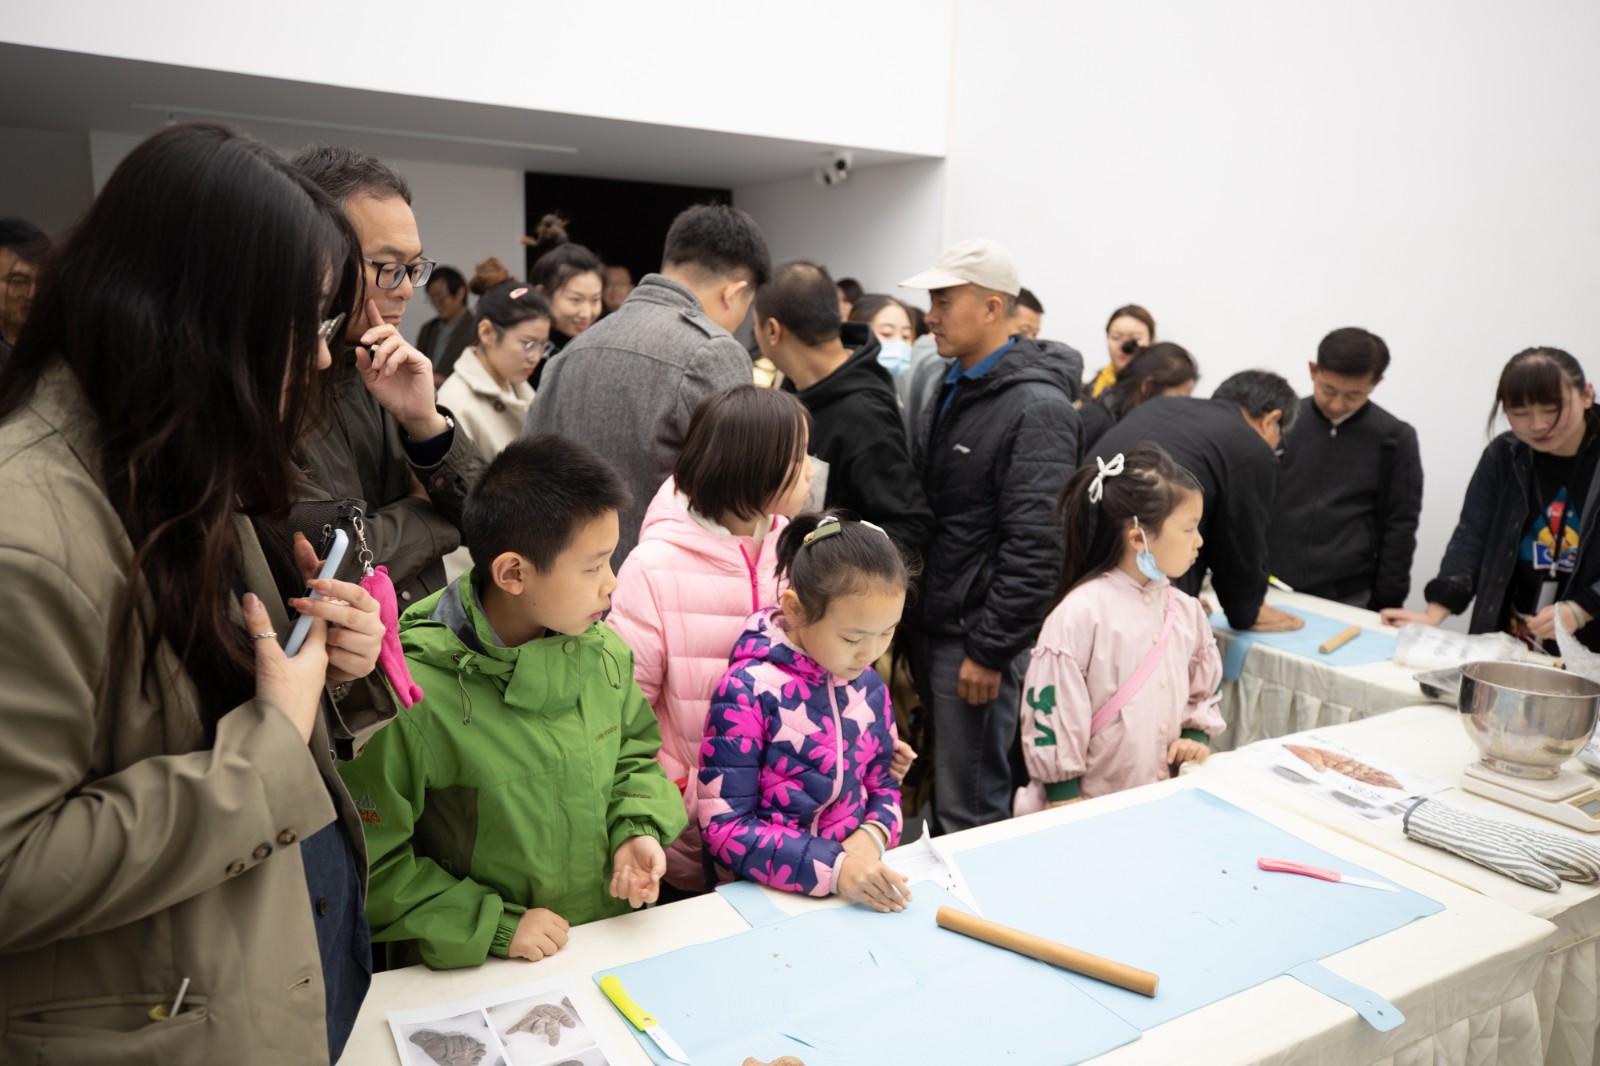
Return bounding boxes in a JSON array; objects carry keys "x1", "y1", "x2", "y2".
[{"x1": 1462, "y1": 761, "x2": 1600, "y2": 833}]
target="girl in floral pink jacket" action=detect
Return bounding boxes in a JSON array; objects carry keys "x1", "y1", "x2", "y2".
[
  {"x1": 699, "y1": 515, "x2": 912, "y2": 911},
  {"x1": 609, "y1": 386, "x2": 814, "y2": 893}
]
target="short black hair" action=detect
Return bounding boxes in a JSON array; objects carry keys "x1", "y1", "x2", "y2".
[
  {"x1": 836, "y1": 277, "x2": 864, "y2": 305},
  {"x1": 776, "y1": 512, "x2": 915, "y2": 623},
  {"x1": 463, "y1": 434, "x2": 628, "y2": 572},
  {"x1": 290, "y1": 144, "x2": 412, "y2": 206},
  {"x1": 428, "y1": 266, "x2": 466, "y2": 297},
  {"x1": 662, "y1": 204, "x2": 771, "y2": 287},
  {"x1": 755, "y1": 260, "x2": 842, "y2": 347},
  {"x1": 0, "y1": 217, "x2": 50, "y2": 263},
  {"x1": 1317, "y1": 327, "x2": 1390, "y2": 381},
  {"x1": 1016, "y1": 287, "x2": 1044, "y2": 315},
  {"x1": 1214, "y1": 369, "x2": 1300, "y2": 434},
  {"x1": 675, "y1": 385, "x2": 812, "y2": 522}
]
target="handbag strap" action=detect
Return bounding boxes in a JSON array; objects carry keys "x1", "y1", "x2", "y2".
[{"x1": 1090, "y1": 585, "x2": 1178, "y2": 737}]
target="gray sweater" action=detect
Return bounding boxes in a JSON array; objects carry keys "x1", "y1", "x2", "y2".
[{"x1": 523, "y1": 273, "x2": 754, "y2": 565}]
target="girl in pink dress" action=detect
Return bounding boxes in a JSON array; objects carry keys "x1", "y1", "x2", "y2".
[{"x1": 1018, "y1": 443, "x2": 1224, "y2": 809}]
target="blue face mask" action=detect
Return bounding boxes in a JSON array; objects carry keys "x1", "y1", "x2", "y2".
[
  {"x1": 876, "y1": 338, "x2": 912, "y2": 378},
  {"x1": 1135, "y1": 519, "x2": 1167, "y2": 581}
]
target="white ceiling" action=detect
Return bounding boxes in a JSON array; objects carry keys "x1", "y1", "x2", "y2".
[{"x1": 0, "y1": 43, "x2": 935, "y2": 188}]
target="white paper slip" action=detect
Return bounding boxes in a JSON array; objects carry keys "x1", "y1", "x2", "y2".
[
  {"x1": 1250, "y1": 731, "x2": 1451, "y2": 827},
  {"x1": 886, "y1": 822, "x2": 981, "y2": 913},
  {"x1": 387, "y1": 974, "x2": 628, "y2": 1066}
]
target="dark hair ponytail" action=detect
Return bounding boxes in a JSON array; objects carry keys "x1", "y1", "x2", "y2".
[
  {"x1": 475, "y1": 280, "x2": 551, "y2": 332},
  {"x1": 1106, "y1": 342, "x2": 1199, "y2": 418},
  {"x1": 776, "y1": 512, "x2": 917, "y2": 623},
  {"x1": 1056, "y1": 444, "x2": 1201, "y2": 606}
]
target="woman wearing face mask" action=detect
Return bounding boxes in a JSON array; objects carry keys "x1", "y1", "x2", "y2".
[
  {"x1": 1088, "y1": 304, "x2": 1157, "y2": 399},
  {"x1": 1078, "y1": 342, "x2": 1200, "y2": 459},
  {"x1": 1383, "y1": 347, "x2": 1600, "y2": 652},
  {"x1": 438, "y1": 281, "x2": 552, "y2": 462},
  {"x1": 0, "y1": 124, "x2": 390, "y2": 1065},
  {"x1": 849, "y1": 294, "x2": 916, "y2": 380}
]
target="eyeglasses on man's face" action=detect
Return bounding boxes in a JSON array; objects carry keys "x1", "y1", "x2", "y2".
[{"x1": 362, "y1": 257, "x2": 436, "y2": 291}]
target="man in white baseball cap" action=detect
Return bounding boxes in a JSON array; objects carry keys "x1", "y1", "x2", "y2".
[{"x1": 898, "y1": 239, "x2": 1081, "y2": 833}]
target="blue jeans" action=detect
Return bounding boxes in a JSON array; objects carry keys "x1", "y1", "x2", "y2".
[{"x1": 908, "y1": 634, "x2": 1025, "y2": 834}]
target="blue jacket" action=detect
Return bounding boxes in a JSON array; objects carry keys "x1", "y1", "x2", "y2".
[{"x1": 699, "y1": 609, "x2": 902, "y2": 896}]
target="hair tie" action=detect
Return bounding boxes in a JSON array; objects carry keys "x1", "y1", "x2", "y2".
[
  {"x1": 802, "y1": 516, "x2": 844, "y2": 548},
  {"x1": 1088, "y1": 453, "x2": 1125, "y2": 504}
]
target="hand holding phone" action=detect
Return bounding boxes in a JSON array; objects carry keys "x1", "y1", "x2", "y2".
[{"x1": 283, "y1": 529, "x2": 350, "y2": 658}]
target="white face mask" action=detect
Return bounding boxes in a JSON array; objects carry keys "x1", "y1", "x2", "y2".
[
  {"x1": 875, "y1": 338, "x2": 912, "y2": 378},
  {"x1": 1134, "y1": 517, "x2": 1166, "y2": 581}
]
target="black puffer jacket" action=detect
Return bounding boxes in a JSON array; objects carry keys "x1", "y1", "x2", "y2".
[
  {"x1": 1425, "y1": 412, "x2": 1600, "y2": 649},
  {"x1": 786, "y1": 324, "x2": 935, "y2": 559},
  {"x1": 909, "y1": 337, "x2": 1080, "y2": 668}
]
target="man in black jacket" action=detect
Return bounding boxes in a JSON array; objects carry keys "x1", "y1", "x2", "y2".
[
  {"x1": 901, "y1": 239, "x2": 1079, "y2": 832},
  {"x1": 1268, "y1": 328, "x2": 1424, "y2": 610},
  {"x1": 1094, "y1": 371, "x2": 1305, "y2": 633},
  {"x1": 754, "y1": 260, "x2": 934, "y2": 558}
]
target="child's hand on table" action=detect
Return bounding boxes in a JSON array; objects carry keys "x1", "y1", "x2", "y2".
[
  {"x1": 889, "y1": 739, "x2": 916, "y2": 782},
  {"x1": 610, "y1": 835, "x2": 666, "y2": 907},
  {"x1": 1167, "y1": 738, "x2": 1210, "y2": 766},
  {"x1": 509, "y1": 908, "x2": 569, "y2": 962},
  {"x1": 1250, "y1": 605, "x2": 1304, "y2": 632},
  {"x1": 837, "y1": 854, "x2": 912, "y2": 913}
]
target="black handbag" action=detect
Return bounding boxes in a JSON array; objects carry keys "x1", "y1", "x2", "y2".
[{"x1": 266, "y1": 498, "x2": 374, "y2": 585}]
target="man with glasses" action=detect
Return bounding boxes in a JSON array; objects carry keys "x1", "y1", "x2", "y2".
[
  {"x1": 0, "y1": 218, "x2": 50, "y2": 364},
  {"x1": 293, "y1": 145, "x2": 485, "y2": 605}
]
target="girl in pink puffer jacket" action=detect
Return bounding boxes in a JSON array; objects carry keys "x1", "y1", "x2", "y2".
[{"x1": 608, "y1": 385, "x2": 815, "y2": 894}]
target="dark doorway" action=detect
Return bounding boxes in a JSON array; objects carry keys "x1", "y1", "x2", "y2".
[{"x1": 524, "y1": 173, "x2": 732, "y2": 282}]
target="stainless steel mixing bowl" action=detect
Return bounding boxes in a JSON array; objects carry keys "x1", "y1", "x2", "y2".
[{"x1": 1459, "y1": 660, "x2": 1600, "y2": 779}]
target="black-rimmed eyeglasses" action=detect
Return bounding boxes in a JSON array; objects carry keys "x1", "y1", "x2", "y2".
[{"x1": 362, "y1": 257, "x2": 436, "y2": 291}]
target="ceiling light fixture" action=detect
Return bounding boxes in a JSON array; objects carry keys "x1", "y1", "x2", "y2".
[{"x1": 130, "y1": 102, "x2": 578, "y2": 155}]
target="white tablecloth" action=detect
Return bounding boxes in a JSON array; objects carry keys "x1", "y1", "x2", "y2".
[
  {"x1": 1210, "y1": 590, "x2": 1426, "y2": 753},
  {"x1": 1192, "y1": 705, "x2": 1600, "y2": 1065},
  {"x1": 341, "y1": 776, "x2": 1557, "y2": 1066}
]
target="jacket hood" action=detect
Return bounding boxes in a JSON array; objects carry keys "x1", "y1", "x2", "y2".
[
  {"x1": 635, "y1": 478, "x2": 773, "y2": 572},
  {"x1": 798, "y1": 324, "x2": 891, "y2": 410},
  {"x1": 729, "y1": 607, "x2": 830, "y2": 689}
]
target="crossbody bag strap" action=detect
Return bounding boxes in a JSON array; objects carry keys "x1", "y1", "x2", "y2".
[{"x1": 1089, "y1": 586, "x2": 1179, "y2": 737}]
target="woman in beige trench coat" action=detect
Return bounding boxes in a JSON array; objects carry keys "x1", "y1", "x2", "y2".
[{"x1": 0, "y1": 124, "x2": 394, "y2": 1065}]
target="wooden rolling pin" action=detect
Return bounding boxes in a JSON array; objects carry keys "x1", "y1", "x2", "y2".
[
  {"x1": 1319, "y1": 625, "x2": 1361, "y2": 655},
  {"x1": 935, "y1": 907, "x2": 1159, "y2": 997}
]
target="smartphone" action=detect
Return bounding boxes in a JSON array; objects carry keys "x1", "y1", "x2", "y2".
[{"x1": 283, "y1": 528, "x2": 350, "y2": 658}]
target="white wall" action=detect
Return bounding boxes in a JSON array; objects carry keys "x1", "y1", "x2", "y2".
[
  {"x1": 942, "y1": 0, "x2": 1600, "y2": 611},
  {"x1": 734, "y1": 160, "x2": 947, "y2": 294},
  {"x1": 0, "y1": 125, "x2": 93, "y2": 235},
  {"x1": 3, "y1": 0, "x2": 952, "y2": 158},
  {"x1": 86, "y1": 130, "x2": 524, "y2": 345}
]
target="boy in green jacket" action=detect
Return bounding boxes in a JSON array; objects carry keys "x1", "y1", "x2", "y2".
[{"x1": 339, "y1": 434, "x2": 686, "y2": 970}]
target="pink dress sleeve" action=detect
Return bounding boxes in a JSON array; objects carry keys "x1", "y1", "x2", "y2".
[
  {"x1": 1020, "y1": 604, "x2": 1096, "y2": 786},
  {"x1": 1180, "y1": 592, "x2": 1226, "y2": 739}
]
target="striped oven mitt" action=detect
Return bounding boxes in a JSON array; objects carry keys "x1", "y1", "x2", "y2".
[{"x1": 1403, "y1": 798, "x2": 1600, "y2": 892}]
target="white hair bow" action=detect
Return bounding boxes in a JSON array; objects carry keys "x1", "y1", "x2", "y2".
[{"x1": 1088, "y1": 453, "x2": 1125, "y2": 504}]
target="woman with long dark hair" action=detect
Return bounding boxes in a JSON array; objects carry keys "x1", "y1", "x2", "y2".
[
  {"x1": 1077, "y1": 341, "x2": 1200, "y2": 458},
  {"x1": 1382, "y1": 347, "x2": 1600, "y2": 652},
  {"x1": 0, "y1": 124, "x2": 389, "y2": 1064}
]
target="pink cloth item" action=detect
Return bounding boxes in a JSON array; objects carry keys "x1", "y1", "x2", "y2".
[
  {"x1": 607, "y1": 478, "x2": 788, "y2": 890},
  {"x1": 361, "y1": 565, "x2": 424, "y2": 708},
  {"x1": 1019, "y1": 569, "x2": 1224, "y2": 801}
]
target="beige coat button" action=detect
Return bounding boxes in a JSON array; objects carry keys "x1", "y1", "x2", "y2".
[
  {"x1": 277, "y1": 829, "x2": 298, "y2": 846},
  {"x1": 226, "y1": 860, "x2": 247, "y2": 877},
  {"x1": 1143, "y1": 595, "x2": 1152, "y2": 605},
  {"x1": 253, "y1": 843, "x2": 273, "y2": 861}
]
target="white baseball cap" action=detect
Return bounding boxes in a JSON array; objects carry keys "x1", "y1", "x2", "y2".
[{"x1": 899, "y1": 239, "x2": 1021, "y2": 297}]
